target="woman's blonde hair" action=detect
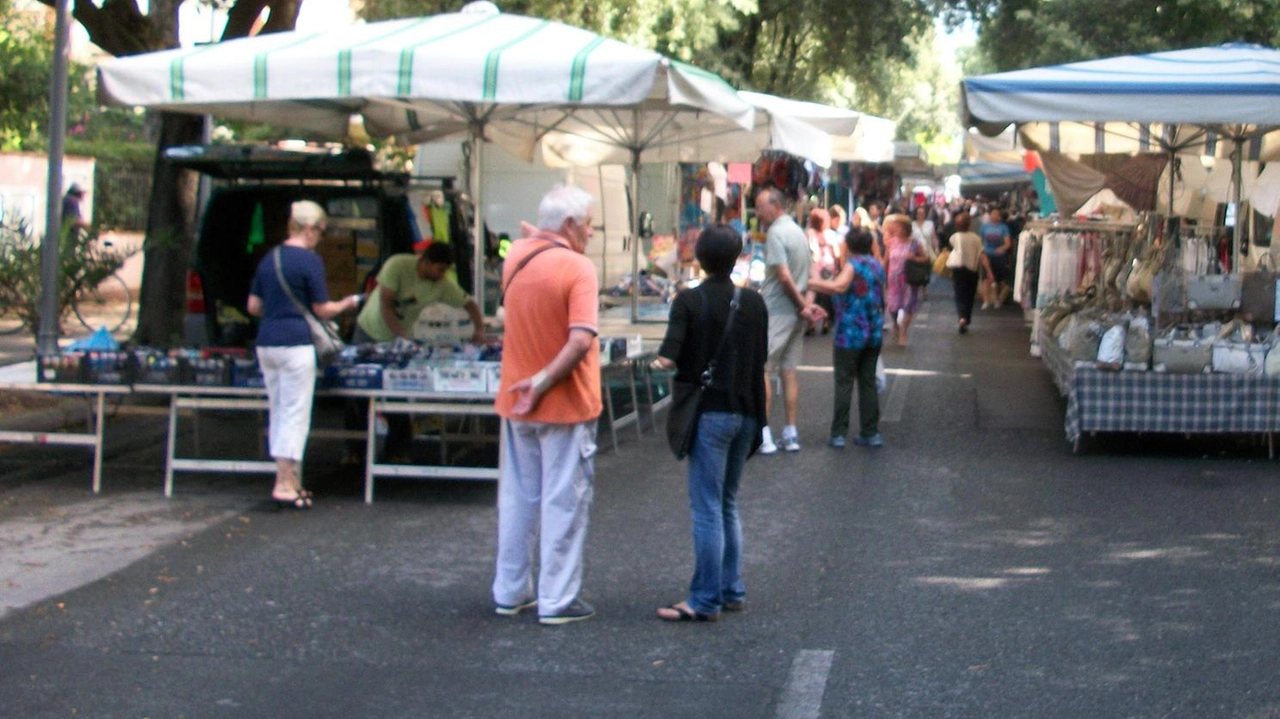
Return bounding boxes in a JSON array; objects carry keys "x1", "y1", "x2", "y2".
[
  {"x1": 289, "y1": 200, "x2": 327, "y2": 233},
  {"x1": 852, "y1": 206, "x2": 873, "y2": 228},
  {"x1": 883, "y1": 213, "x2": 912, "y2": 237}
]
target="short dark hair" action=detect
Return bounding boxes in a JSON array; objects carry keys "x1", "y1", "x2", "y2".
[
  {"x1": 845, "y1": 227, "x2": 874, "y2": 256},
  {"x1": 954, "y1": 212, "x2": 971, "y2": 231},
  {"x1": 695, "y1": 225, "x2": 742, "y2": 277},
  {"x1": 421, "y1": 242, "x2": 454, "y2": 265}
]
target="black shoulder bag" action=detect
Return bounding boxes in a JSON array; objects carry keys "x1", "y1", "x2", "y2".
[{"x1": 665, "y1": 286, "x2": 741, "y2": 460}]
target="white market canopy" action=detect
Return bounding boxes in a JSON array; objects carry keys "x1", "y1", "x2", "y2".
[
  {"x1": 98, "y1": 5, "x2": 756, "y2": 143},
  {"x1": 98, "y1": 3, "x2": 760, "y2": 317}
]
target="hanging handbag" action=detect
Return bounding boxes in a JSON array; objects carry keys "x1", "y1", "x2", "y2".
[
  {"x1": 273, "y1": 247, "x2": 344, "y2": 366},
  {"x1": 905, "y1": 259, "x2": 931, "y2": 287},
  {"x1": 665, "y1": 286, "x2": 741, "y2": 460},
  {"x1": 1240, "y1": 253, "x2": 1276, "y2": 322},
  {"x1": 932, "y1": 248, "x2": 952, "y2": 278}
]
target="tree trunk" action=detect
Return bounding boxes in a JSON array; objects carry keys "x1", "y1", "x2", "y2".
[{"x1": 131, "y1": 112, "x2": 203, "y2": 347}]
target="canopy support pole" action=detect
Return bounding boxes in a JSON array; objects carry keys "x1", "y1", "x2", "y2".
[
  {"x1": 629, "y1": 142, "x2": 641, "y2": 323},
  {"x1": 470, "y1": 122, "x2": 485, "y2": 316},
  {"x1": 1232, "y1": 141, "x2": 1243, "y2": 273}
]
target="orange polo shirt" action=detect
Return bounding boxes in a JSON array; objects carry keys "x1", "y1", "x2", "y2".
[{"x1": 494, "y1": 232, "x2": 601, "y2": 424}]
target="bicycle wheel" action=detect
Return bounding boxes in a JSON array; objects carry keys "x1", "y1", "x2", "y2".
[{"x1": 73, "y1": 273, "x2": 133, "y2": 334}]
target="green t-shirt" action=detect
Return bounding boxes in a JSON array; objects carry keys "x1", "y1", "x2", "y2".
[{"x1": 356, "y1": 254, "x2": 470, "y2": 341}]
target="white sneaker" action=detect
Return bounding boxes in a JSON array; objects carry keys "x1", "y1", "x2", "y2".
[
  {"x1": 758, "y1": 438, "x2": 778, "y2": 455},
  {"x1": 782, "y1": 435, "x2": 801, "y2": 452}
]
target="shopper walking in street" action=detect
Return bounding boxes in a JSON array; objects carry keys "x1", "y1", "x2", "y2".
[
  {"x1": 948, "y1": 212, "x2": 992, "y2": 334},
  {"x1": 808, "y1": 228, "x2": 886, "y2": 448},
  {"x1": 492, "y1": 184, "x2": 602, "y2": 626},
  {"x1": 247, "y1": 200, "x2": 360, "y2": 509},
  {"x1": 755, "y1": 188, "x2": 825, "y2": 454},
  {"x1": 652, "y1": 225, "x2": 768, "y2": 622},
  {"x1": 979, "y1": 207, "x2": 1014, "y2": 309},
  {"x1": 882, "y1": 213, "x2": 929, "y2": 347},
  {"x1": 806, "y1": 207, "x2": 839, "y2": 335}
]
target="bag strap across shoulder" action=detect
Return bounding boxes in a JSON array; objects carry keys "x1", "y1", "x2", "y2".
[
  {"x1": 273, "y1": 247, "x2": 340, "y2": 341},
  {"x1": 500, "y1": 240, "x2": 568, "y2": 306},
  {"x1": 699, "y1": 285, "x2": 742, "y2": 389}
]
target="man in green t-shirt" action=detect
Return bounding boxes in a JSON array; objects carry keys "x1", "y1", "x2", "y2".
[
  {"x1": 354, "y1": 242, "x2": 486, "y2": 344},
  {"x1": 346, "y1": 242, "x2": 485, "y2": 464}
]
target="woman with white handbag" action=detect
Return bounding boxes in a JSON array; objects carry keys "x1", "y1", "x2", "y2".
[
  {"x1": 247, "y1": 200, "x2": 360, "y2": 509},
  {"x1": 948, "y1": 212, "x2": 992, "y2": 334}
]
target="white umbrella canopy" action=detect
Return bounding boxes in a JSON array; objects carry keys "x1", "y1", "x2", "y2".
[
  {"x1": 962, "y1": 43, "x2": 1280, "y2": 261},
  {"x1": 513, "y1": 89, "x2": 861, "y2": 171},
  {"x1": 99, "y1": 6, "x2": 754, "y2": 141},
  {"x1": 97, "y1": 3, "x2": 756, "y2": 308}
]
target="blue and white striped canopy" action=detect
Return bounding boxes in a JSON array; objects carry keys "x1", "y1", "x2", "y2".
[{"x1": 963, "y1": 43, "x2": 1280, "y2": 126}]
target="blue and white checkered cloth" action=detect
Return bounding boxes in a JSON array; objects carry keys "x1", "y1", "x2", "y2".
[{"x1": 1065, "y1": 367, "x2": 1280, "y2": 442}]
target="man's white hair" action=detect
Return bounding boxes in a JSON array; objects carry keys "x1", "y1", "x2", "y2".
[{"x1": 537, "y1": 185, "x2": 595, "y2": 232}]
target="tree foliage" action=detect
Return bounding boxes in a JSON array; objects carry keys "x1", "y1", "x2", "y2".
[{"x1": 963, "y1": 0, "x2": 1280, "y2": 71}]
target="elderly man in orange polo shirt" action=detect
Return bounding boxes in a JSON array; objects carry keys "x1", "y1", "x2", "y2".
[{"x1": 492, "y1": 184, "x2": 602, "y2": 626}]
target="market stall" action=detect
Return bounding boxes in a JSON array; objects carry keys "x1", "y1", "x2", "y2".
[
  {"x1": 0, "y1": 337, "x2": 663, "y2": 501},
  {"x1": 963, "y1": 44, "x2": 1280, "y2": 451}
]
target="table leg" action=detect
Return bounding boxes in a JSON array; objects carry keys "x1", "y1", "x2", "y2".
[
  {"x1": 628, "y1": 363, "x2": 642, "y2": 441},
  {"x1": 164, "y1": 396, "x2": 179, "y2": 497},
  {"x1": 92, "y1": 391, "x2": 105, "y2": 494},
  {"x1": 365, "y1": 398, "x2": 377, "y2": 504}
]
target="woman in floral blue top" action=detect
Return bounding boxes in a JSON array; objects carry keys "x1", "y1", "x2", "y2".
[{"x1": 807, "y1": 228, "x2": 886, "y2": 448}]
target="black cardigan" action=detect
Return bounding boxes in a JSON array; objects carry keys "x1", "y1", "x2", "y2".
[{"x1": 658, "y1": 276, "x2": 768, "y2": 432}]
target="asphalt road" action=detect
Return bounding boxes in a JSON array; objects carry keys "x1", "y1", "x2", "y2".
[{"x1": 3, "y1": 281, "x2": 1280, "y2": 718}]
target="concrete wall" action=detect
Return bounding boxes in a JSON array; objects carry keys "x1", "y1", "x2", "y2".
[{"x1": 0, "y1": 152, "x2": 95, "y2": 236}]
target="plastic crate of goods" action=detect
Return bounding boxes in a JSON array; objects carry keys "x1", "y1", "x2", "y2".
[
  {"x1": 332, "y1": 364, "x2": 383, "y2": 390},
  {"x1": 181, "y1": 355, "x2": 232, "y2": 386},
  {"x1": 85, "y1": 351, "x2": 134, "y2": 385},
  {"x1": 383, "y1": 367, "x2": 433, "y2": 393},
  {"x1": 38, "y1": 353, "x2": 87, "y2": 383},
  {"x1": 431, "y1": 362, "x2": 488, "y2": 394},
  {"x1": 230, "y1": 357, "x2": 265, "y2": 388},
  {"x1": 133, "y1": 350, "x2": 183, "y2": 384}
]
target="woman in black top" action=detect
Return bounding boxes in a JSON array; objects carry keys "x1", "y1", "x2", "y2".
[{"x1": 652, "y1": 225, "x2": 769, "y2": 622}]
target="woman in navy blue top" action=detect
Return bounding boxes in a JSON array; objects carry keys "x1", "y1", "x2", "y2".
[{"x1": 247, "y1": 200, "x2": 359, "y2": 509}]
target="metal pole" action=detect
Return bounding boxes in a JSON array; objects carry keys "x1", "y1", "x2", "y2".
[
  {"x1": 39, "y1": 0, "x2": 72, "y2": 355},
  {"x1": 470, "y1": 123, "x2": 485, "y2": 314},
  {"x1": 629, "y1": 148, "x2": 641, "y2": 323},
  {"x1": 1232, "y1": 141, "x2": 1244, "y2": 272}
]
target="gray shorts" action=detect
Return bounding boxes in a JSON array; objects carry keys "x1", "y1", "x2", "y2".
[{"x1": 766, "y1": 312, "x2": 804, "y2": 373}]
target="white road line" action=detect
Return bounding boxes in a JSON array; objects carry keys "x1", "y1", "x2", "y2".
[
  {"x1": 882, "y1": 371, "x2": 908, "y2": 423},
  {"x1": 776, "y1": 649, "x2": 835, "y2": 719}
]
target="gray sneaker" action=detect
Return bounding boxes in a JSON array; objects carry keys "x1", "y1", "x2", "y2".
[
  {"x1": 852, "y1": 433, "x2": 883, "y2": 448},
  {"x1": 539, "y1": 599, "x2": 595, "y2": 625},
  {"x1": 782, "y1": 435, "x2": 801, "y2": 452},
  {"x1": 494, "y1": 598, "x2": 537, "y2": 616},
  {"x1": 828, "y1": 435, "x2": 846, "y2": 449}
]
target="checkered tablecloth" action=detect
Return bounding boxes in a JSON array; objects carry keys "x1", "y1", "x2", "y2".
[
  {"x1": 1065, "y1": 367, "x2": 1280, "y2": 442},
  {"x1": 1037, "y1": 324, "x2": 1075, "y2": 397}
]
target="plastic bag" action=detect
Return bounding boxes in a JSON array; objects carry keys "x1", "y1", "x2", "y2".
[{"x1": 1096, "y1": 323, "x2": 1126, "y2": 370}]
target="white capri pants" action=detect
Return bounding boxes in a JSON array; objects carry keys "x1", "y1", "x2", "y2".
[
  {"x1": 256, "y1": 345, "x2": 318, "y2": 462},
  {"x1": 493, "y1": 418, "x2": 597, "y2": 617}
]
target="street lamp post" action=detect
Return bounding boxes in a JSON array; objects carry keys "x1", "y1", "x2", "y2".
[{"x1": 39, "y1": 0, "x2": 72, "y2": 355}]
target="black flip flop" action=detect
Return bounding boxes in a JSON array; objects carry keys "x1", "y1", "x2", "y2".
[{"x1": 657, "y1": 602, "x2": 717, "y2": 622}]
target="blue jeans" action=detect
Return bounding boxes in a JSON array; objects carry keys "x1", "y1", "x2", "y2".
[{"x1": 685, "y1": 411, "x2": 756, "y2": 615}]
